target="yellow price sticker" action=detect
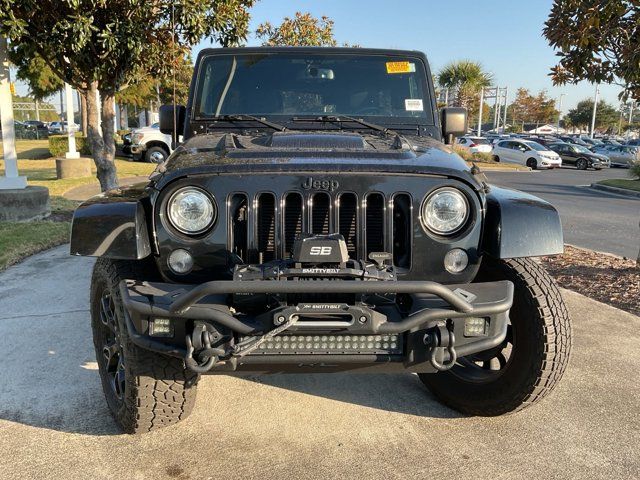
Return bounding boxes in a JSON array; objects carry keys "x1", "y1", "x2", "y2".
[{"x1": 386, "y1": 61, "x2": 415, "y2": 74}]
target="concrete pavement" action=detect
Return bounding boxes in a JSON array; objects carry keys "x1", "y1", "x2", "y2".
[{"x1": 0, "y1": 245, "x2": 639, "y2": 480}]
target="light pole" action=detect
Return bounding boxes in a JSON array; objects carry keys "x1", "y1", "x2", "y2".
[
  {"x1": 0, "y1": 37, "x2": 26, "y2": 190},
  {"x1": 628, "y1": 101, "x2": 635, "y2": 139},
  {"x1": 477, "y1": 87, "x2": 484, "y2": 136},
  {"x1": 590, "y1": 84, "x2": 599, "y2": 138},
  {"x1": 502, "y1": 86, "x2": 508, "y2": 132},
  {"x1": 556, "y1": 93, "x2": 565, "y2": 133}
]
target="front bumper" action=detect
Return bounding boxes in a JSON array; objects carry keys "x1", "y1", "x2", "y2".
[
  {"x1": 119, "y1": 279, "x2": 513, "y2": 373},
  {"x1": 129, "y1": 143, "x2": 146, "y2": 157}
]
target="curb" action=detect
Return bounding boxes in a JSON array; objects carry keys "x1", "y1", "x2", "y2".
[
  {"x1": 467, "y1": 162, "x2": 531, "y2": 172},
  {"x1": 590, "y1": 183, "x2": 640, "y2": 198}
]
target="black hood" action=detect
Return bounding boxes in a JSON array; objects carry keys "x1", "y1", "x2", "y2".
[{"x1": 152, "y1": 131, "x2": 480, "y2": 190}]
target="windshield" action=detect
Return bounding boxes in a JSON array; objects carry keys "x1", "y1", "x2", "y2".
[
  {"x1": 574, "y1": 145, "x2": 592, "y2": 153},
  {"x1": 523, "y1": 141, "x2": 547, "y2": 151},
  {"x1": 469, "y1": 137, "x2": 489, "y2": 144},
  {"x1": 193, "y1": 53, "x2": 432, "y2": 124}
]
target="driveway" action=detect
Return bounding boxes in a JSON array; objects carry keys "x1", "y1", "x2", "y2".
[
  {"x1": 486, "y1": 167, "x2": 639, "y2": 258},
  {"x1": 0, "y1": 246, "x2": 638, "y2": 479}
]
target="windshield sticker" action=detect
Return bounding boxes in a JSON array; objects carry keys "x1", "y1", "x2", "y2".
[
  {"x1": 386, "y1": 61, "x2": 416, "y2": 74},
  {"x1": 405, "y1": 99, "x2": 424, "y2": 111}
]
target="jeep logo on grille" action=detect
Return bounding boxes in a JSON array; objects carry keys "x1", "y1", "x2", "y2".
[{"x1": 302, "y1": 177, "x2": 339, "y2": 191}]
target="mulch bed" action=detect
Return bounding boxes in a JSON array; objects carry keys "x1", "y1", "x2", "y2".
[{"x1": 540, "y1": 245, "x2": 639, "y2": 317}]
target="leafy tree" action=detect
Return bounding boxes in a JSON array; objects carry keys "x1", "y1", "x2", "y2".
[
  {"x1": 565, "y1": 99, "x2": 619, "y2": 131},
  {"x1": 437, "y1": 61, "x2": 492, "y2": 113},
  {"x1": 8, "y1": 47, "x2": 63, "y2": 100},
  {"x1": 117, "y1": 54, "x2": 193, "y2": 108},
  {"x1": 544, "y1": 0, "x2": 640, "y2": 100},
  {"x1": 0, "y1": 0, "x2": 255, "y2": 191},
  {"x1": 256, "y1": 12, "x2": 338, "y2": 46},
  {"x1": 508, "y1": 88, "x2": 559, "y2": 125}
]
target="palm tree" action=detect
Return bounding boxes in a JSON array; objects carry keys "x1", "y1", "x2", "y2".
[{"x1": 437, "y1": 61, "x2": 493, "y2": 111}]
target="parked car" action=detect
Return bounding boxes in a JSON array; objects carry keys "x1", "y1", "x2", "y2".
[
  {"x1": 547, "y1": 142, "x2": 609, "y2": 170},
  {"x1": 456, "y1": 135, "x2": 492, "y2": 153},
  {"x1": 48, "y1": 121, "x2": 79, "y2": 134},
  {"x1": 626, "y1": 138, "x2": 640, "y2": 146},
  {"x1": 485, "y1": 134, "x2": 511, "y2": 145},
  {"x1": 558, "y1": 135, "x2": 590, "y2": 147},
  {"x1": 492, "y1": 139, "x2": 562, "y2": 169},
  {"x1": 591, "y1": 144, "x2": 640, "y2": 167},
  {"x1": 23, "y1": 120, "x2": 48, "y2": 130},
  {"x1": 579, "y1": 137, "x2": 603, "y2": 146},
  {"x1": 70, "y1": 46, "x2": 570, "y2": 433},
  {"x1": 128, "y1": 122, "x2": 173, "y2": 163}
]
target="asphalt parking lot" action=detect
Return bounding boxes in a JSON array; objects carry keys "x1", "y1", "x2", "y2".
[
  {"x1": 486, "y1": 166, "x2": 639, "y2": 258},
  {"x1": 1, "y1": 245, "x2": 639, "y2": 480}
]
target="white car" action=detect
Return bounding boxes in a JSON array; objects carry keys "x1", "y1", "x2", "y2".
[
  {"x1": 48, "y1": 121, "x2": 79, "y2": 134},
  {"x1": 456, "y1": 136, "x2": 492, "y2": 153},
  {"x1": 129, "y1": 122, "x2": 173, "y2": 163},
  {"x1": 492, "y1": 139, "x2": 562, "y2": 170}
]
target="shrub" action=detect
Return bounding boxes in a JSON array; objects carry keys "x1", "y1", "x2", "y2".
[
  {"x1": 451, "y1": 144, "x2": 495, "y2": 163},
  {"x1": 48, "y1": 134, "x2": 91, "y2": 157},
  {"x1": 630, "y1": 162, "x2": 640, "y2": 180}
]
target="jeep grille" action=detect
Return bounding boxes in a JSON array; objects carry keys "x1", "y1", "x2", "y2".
[{"x1": 228, "y1": 191, "x2": 412, "y2": 269}]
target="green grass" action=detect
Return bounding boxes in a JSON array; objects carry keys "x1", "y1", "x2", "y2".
[
  {"x1": 597, "y1": 179, "x2": 640, "y2": 193},
  {"x1": 0, "y1": 221, "x2": 71, "y2": 270},
  {"x1": 0, "y1": 139, "x2": 155, "y2": 270},
  {"x1": 0, "y1": 139, "x2": 51, "y2": 160}
]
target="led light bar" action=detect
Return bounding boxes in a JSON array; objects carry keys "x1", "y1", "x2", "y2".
[{"x1": 240, "y1": 334, "x2": 402, "y2": 355}]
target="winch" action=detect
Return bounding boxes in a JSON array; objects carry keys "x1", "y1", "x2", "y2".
[{"x1": 232, "y1": 233, "x2": 397, "y2": 313}]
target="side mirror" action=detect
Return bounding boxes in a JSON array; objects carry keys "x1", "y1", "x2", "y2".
[
  {"x1": 159, "y1": 104, "x2": 186, "y2": 136},
  {"x1": 441, "y1": 107, "x2": 467, "y2": 144}
]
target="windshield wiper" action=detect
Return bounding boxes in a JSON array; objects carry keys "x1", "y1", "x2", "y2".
[
  {"x1": 209, "y1": 114, "x2": 286, "y2": 132},
  {"x1": 291, "y1": 115, "x2": 390, "y2": 133},
  {"x1": 291, "y1": 115, "x2": 414, "y2": 149}
]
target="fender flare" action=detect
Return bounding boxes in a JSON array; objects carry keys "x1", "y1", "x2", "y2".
[
  {"x1": 482, "y1": 186, "x2": 563, "y2": 259},
  {"x1": 70, "y1": 183, "x2": 152, "y2": 259}
]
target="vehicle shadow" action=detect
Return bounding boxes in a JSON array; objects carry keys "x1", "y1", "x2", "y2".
[{"x1": 240, "y1": 372, "x2": 464, "y2": 419}]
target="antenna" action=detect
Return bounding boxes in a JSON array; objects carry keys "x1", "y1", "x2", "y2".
[{"x1": 171, "y1": 0, "x2": 177, "y2": 147}]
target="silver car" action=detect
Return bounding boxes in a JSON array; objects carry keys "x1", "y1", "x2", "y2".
[{"x1": 591, "y1": 144, "x2": 640, "y2": 167}]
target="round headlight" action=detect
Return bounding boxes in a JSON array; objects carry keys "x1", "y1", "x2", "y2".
[
  {"x1": 421, "y1": 188, "x2": 469, "y2": 235},
  {"x1": 167, "y1": 187, "x2": 216, "y2": 234}
]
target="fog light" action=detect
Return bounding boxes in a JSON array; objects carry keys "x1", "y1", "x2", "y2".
[
  {"x1": 444, "y1": 248, "x2": 468, "y2": 273},
  {"x1": 150, "y1": 318, "x2": 173, "y2": 337},
  {"x1": 464, "y1": 317, "x2": 487, "y2": 337},
  {"x1": 168, "y1": 249, "x2": 193, "y2": 274}
]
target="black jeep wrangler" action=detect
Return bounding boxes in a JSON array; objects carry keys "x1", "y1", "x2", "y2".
[{"x1": 71, "y1": 47, "x2": 571, "y2": 433}]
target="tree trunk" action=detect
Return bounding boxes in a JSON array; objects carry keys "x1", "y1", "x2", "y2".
[
  {"x1": 119, "y1": 104, "x2": 128, "y2": 130},
  {"x1": 83, "y1": 82, "x2": 118, "y2": 191},
  {"x1": 637, "y1": 219, "x2": 640, "y2": 268},
  {"x1": 80, "y1": 92, "x2": 88, "y2": 135}
]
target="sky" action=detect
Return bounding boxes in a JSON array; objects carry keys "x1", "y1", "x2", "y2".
[
  {"x1": 193, "y1": 0, "x2": 624, "y2": 115},
  {"x1": 14, "y1": 0, "x2": 625, "y2": 115}
]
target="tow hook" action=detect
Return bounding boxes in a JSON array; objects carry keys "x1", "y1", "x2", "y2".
[
  {"x1": 424, "y1": 323, "x2": 457, "y2": 371},
  {"x1": 184, "y1": 322, "x2": 226, "y2": 373}
]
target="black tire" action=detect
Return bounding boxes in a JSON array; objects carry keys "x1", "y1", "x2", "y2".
[
  {"x1": 419, "y1": 257, "x2": 571, "y2": 416},
  {"x1": 91, "y1": 258, "x2": 198, "y2": 433},
  {"x1": 526, "y1": 158, "x2": 538, "y2": 170},
  {"x1": 144, "y1": 145, "x2": 168, "y2": 164},
  {"x1": 492, "y1": 155, "x2": 500, "y2": 162},
  {"x1": 576, "y1": 158, "x2": 588, "y2": 170}
]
